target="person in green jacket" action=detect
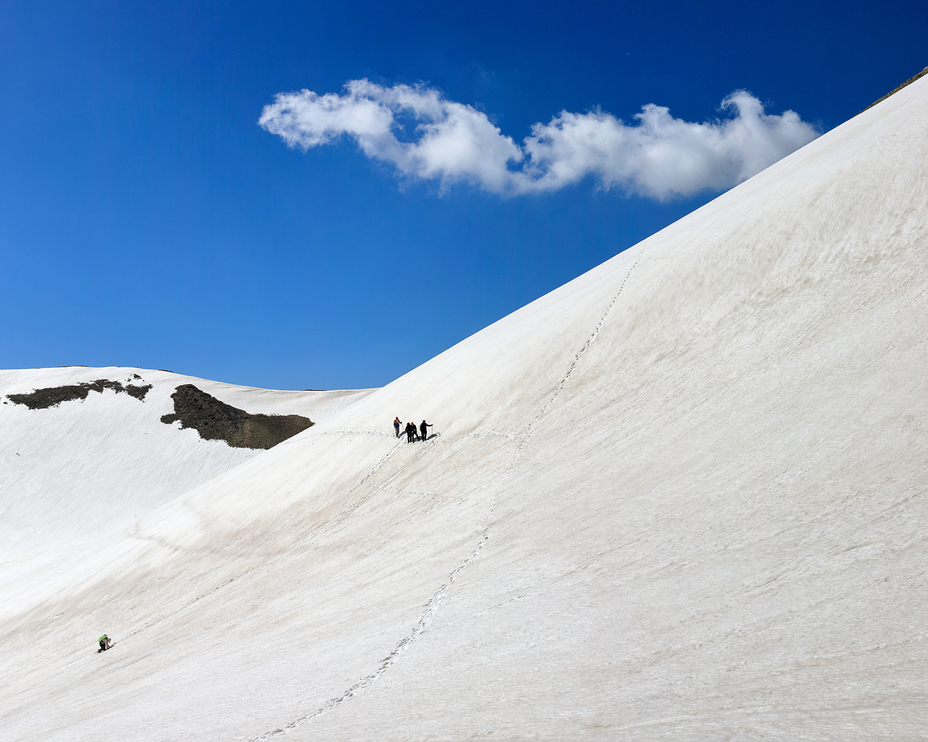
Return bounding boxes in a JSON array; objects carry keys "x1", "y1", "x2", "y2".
[{"x1": 98, "y1": 634, "x2": 112, "y2": 652}]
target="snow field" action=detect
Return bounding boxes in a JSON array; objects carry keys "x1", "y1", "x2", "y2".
[{"x1": 1, "y1": 76, "x2": 926, "y2": 739}]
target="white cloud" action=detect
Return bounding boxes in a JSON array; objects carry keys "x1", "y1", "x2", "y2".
[{"x1": 259, "y1": 80, "x2": 819, "y2": 200}]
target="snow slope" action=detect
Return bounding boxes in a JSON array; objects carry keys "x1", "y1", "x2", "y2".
[{"x1": 1, "y1": 76, "x2": 926, "y2": 740}]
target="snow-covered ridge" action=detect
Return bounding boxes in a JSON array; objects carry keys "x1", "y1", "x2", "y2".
[{"x1": 0, "y1": 366, "x2": 373, "y2": 558}]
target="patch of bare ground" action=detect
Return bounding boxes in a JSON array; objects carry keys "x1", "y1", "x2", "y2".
[
  {"x1": 6, "y1": 379, "x2": 153, "y2": 409},
  {"x1": 160, "y1": 384, "x2": 313, "y2": 449},
  {"x1": 862, "y1": 65, "x2": 928, "y2": 113}
]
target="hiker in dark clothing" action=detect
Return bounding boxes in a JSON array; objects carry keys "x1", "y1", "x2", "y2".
[
  {"x1": 405, "y1": 422, "x2": 417, "y2": 442},
  {"x1": 420, "y1": 420, "x2": 432, "y2": 441}
]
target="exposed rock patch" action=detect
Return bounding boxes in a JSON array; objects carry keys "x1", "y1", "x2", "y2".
[
  {"x1": 160, "y1": 384, "x2": 313, "y2": 450},
  {"x1": 862, "y1": 65, "x2": 928, "y2": 113},
  {"x1": 7, "y1": 379, "x2": 153, "y2": 409}
]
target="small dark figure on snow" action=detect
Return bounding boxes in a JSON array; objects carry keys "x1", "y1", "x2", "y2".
[
  {"x1": 420, "y1": 420, "x2": 432, "y2": 441},
  {"x1": 98, "y1": 634, "x2": 112, "y2": 652},
  {"x1": 405, "y1": 422, "x2": 418, "y2": 443},
  {"x1": 394, "y1": 417, "x2": 401, "y2": 438}
]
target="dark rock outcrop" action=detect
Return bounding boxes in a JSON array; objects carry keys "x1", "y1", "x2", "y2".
[
  {"x1": 160, "y1": 384, "x2": 313, "y2": 449},
  {"x1": 7, "y1": 379, "x2": 152, "y2": 409}
]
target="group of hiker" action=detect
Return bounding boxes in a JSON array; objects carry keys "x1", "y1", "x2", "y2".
[{"x1": 394, "y1": 417, "x2": 432, "y2": 443}]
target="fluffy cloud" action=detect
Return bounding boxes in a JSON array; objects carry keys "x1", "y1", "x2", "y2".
[{"x1": 259, "y1": 80, "x2": 819, "y2": 200}]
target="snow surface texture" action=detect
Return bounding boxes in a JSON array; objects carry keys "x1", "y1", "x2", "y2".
[{"x1": 1, "y1": 77, "x2": 926, "y2": 740}]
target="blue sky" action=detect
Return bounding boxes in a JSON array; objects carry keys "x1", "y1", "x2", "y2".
[{"x1": 2, "y1": 1, "x2": 925, "y2": 390}]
